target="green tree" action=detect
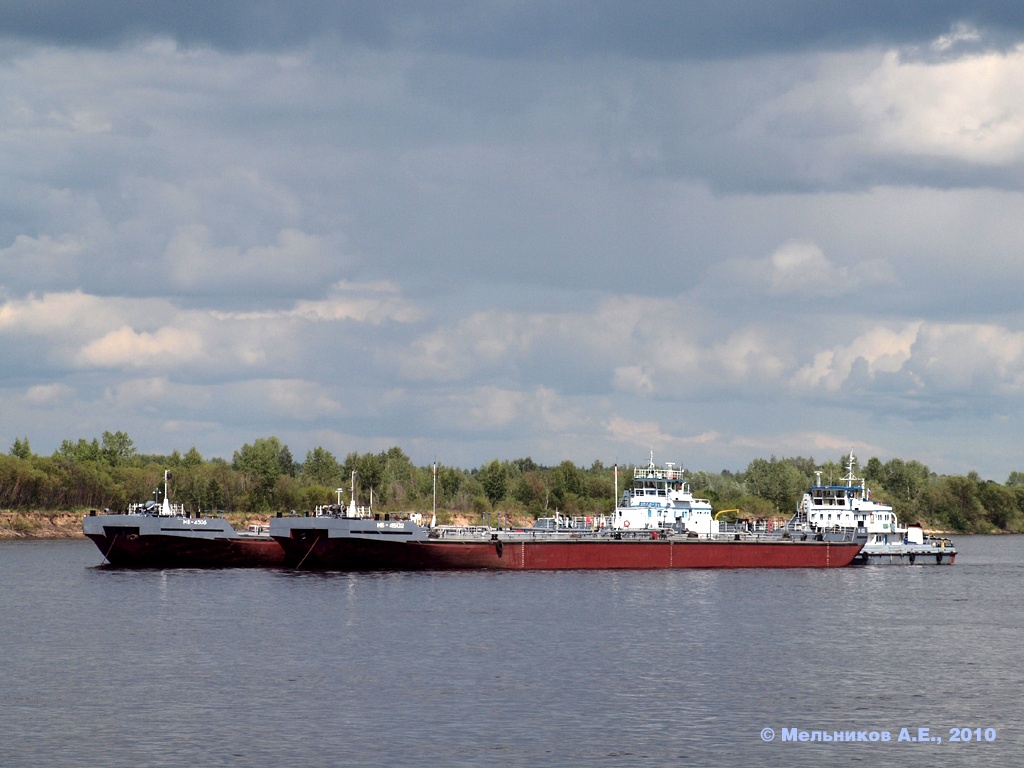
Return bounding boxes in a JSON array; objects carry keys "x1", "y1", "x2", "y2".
[
  {"x1": 0, "y1": 454, "x2": 48, "y2": 508},
  {"x1": 101, "y1": 430, "x2": 136, "y2": 467},
  {"x1": 302, "y1": 447, "x2": 341, "y2": 487},
  {"x1": 478, "y1": 459, "x2": 509, "y2": 507},
  {"x1": 9, "y1": 436, "x2": 31, "y2": 460},
  {"x1": 928, "y1": 475, "x2": 983, "y2": 531},
  {"x1": 586, "y1": 473, "x2": 614, "y2": 506},
  {"x1": 183, "y1": 446, "x2": 204, "y2": 468},
  {"x1": 207, "y1": 476, "x2": 226, "y2": 510},
  {"x1": 880, "y1": 458, "x2": 930, "y2": 503},
  {"x1": 380, "y1": 446, "x2": 417, "y2": 504},
  {"x1": 233, "y1": 436, "x2": 292, "y2": 509},
  {"x1": 743, "y1": 457, "x2": 807, "y2": 512},
  {"x1": 688, "y1": 470, "x2": 745, "y2": 506},
  {"x1": 511, "y1": 457, "x2": 540, "y2": 474},
  {"x1": 977, "y1": 481, "x2": 1018, "y2": 530},
  {"x1": 342, "y1": 451, "x2": 385, "y2": 504},
  {"x1": 864, "y1": 457, "x2": 884, "y2": 485},
  {"x1": 56, "y1": 438, "x2": 101, "y2": 463},
  {"x1": 435, "y1": 464, "x2": 465, "y2": 506},
  {"x1": 550, "y1": 460, "x2": 585, "y2": 508},
  {"x1": 278, "y1": 443, "x2": 297, "y2": 477},
  {"x1": 513, "y1": 471, "x2": 548, "y2": 512}
]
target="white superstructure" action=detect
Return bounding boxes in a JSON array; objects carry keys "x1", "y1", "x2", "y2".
[
  {"x1": 613, "y1": 453, "x2": 716, "y2": 534},
  {"x1": 801, "y1": 452, "x2": 955, "y2": 564}
]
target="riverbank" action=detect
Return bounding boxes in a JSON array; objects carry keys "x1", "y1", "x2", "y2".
[
  {"x1": 0, "y1": 511, "x2": 278, "y2": 539},
  {"x1": 0, "y1": 512, "x2": 85, "y2": 539}
]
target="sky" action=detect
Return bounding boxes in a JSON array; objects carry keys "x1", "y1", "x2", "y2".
[{"x1": 3, "y1": 2, "x2": 1024, "y2": 479}]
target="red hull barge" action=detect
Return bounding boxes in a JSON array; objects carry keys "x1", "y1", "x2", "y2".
[
  {"x1": 271, "y1": 517, "x2": 864, "y2": 570},
  {"x1": 84, "y1": 511, "x2": 285, "y2": 568},
  {"x1": 84, "y1": 529, "x2": 285, "y2": 568},
  {"x1": 271, "y1": 453, "x2": 867, "y2": 571}
]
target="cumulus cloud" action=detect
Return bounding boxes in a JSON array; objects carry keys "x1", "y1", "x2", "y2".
[
  {"x1": 24, "y1": 382, "x2": 75, "y2": 405},
  {"x1": 793, "y1": 322, "x2": 1024, "y2": 401},
  {"x1": 5, "y1": 6, "x2": 1024, "y2": 476},
  {"x1": 395, "y1": 311, "x2": 532, "y2": 383},
  {"x1": 711, "y1": 240, "x2": 895, "y2": 300},
  {"x1": 768, "y1": 240, "x2": 837, "y2": 292},
  {"x1": 610, "y1": 319, "x2": 789, "y2": 400},
  {"x1": 395, "y1": 311, "x2": 554, "y2": 383},
  {"x1": 613, "y1": 365, "x2": 654, "y2": 396},
  {"x1": 242, "y1": 379, "x2": 345, "y2": 421},
  {"x1": 101, "y1": 376, "x2": 343, "y2": 426},
  {"x1": 0, "y1": 291, "x2": 119, "y2": 335},
  {"x1": 911, "y1": 323, "x2": 1024, "y2": 393},
  {"x1": 793, "y1": 324, "x2": 921, "y2": 392},
  {"x1": 289, "y1": 282, "x2": 425, "y2": 324},
  {"x1": 459, "y1": 386, "x2": 527, "y2": 430},
  {"x1": 854, "y1": 42, "x2": 1024, "y2": 164},
  {"x1": 931, "y1": 22, "x2": 983, "y2": 53},
  {"x1": 0, "y1": 281, "x2": 424, "y2": 384},
  {"x1": 606, "y1": 416, "x2": 720, "y2": 455},
  {"x1": 77, "y1": 326, "x2": 204, "y2": 368},
  {"x1": 0, "y1": 234, "x2": 91, "y2": 288}
]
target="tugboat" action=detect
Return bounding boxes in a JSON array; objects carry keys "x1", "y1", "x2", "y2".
[
  {"x1": 83, "y1": 470, "x2": 285, "y2": 568},
  {"x1": 799, "y1": 452, "x2": 956, "y2": 565},
  {"x1": 268, "y1": 456, "x2": 865, "y2": 570}
]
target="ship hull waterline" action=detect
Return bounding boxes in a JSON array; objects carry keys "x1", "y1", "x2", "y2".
[
  {"x1": 276, "y1": 535, "x2": 864, "y2": 571},
  {"x1": 85, "y1": 533, "x2": 285, "y2": 569}
]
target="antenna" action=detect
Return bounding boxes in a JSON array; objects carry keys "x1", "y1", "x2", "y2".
[
  {"x1": 843, "y1": 450, "x2": 858, "y2": 485},
  {"x1": 161, "y1": 469, "x2": 172, "y2": 516},
  {"x1": 350, "y1": 470, "x2": 357, "y2": 518}
]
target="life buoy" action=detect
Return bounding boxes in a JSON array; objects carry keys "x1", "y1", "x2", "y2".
[{"x1": 623, "y1": 520, "x2": 630, "y2": 528}]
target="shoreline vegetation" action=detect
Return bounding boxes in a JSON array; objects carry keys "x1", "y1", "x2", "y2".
[
  {"x1": 4, "y1": 432, "x2": 1024, "y2": 538},
  {"x1": 0, "y1": 511, "x2": 278, "y2": 540},
  {"x1": 0, "y1": 509, "x2": 966, "y2": 542}
]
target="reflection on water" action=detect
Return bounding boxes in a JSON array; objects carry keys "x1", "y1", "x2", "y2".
[{"x1": 0, "y1": 536, "x2": 1021, "y2": 767}]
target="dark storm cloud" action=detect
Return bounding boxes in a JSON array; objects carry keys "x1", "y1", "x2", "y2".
[
  {"x1": 0, "y1": 1, "x2": 392, "y2": 50},
  {"x1": 5, "y1": 1, "x2": 1024, "y2": 56}
]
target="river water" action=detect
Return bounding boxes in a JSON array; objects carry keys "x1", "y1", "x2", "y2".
[{"x1": 0, "y1": 535, "x2": 1020, "y2": 767}]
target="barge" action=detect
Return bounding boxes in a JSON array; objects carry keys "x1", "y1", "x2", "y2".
[
  {"x1": 269, "y1": 457, "x2": 864, "y2": 570},
  {"x1": 83, "y1": 471, "x2": 284, "y2": 568}
]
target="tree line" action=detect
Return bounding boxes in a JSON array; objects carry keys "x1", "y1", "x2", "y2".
[{"x1": 2, "y1": 432, "x2": 1023, "y2": 533}]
